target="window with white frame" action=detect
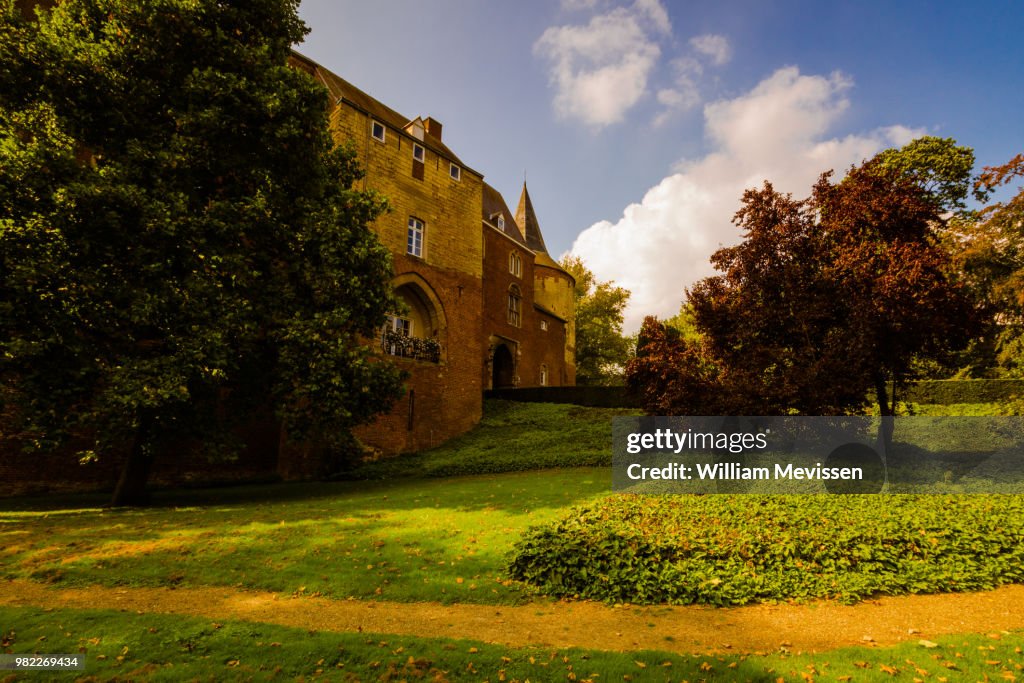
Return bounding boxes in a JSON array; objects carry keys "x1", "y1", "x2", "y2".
[
  {"x1": 507, "y1": 284, "x2": 521, "y2": 327},
  {"x1": 540, "y1": 320, "x2": 548, "y2": 331},
  {"x1": 387, "y1": 315, "x2": 412, "y2": 336},
  {"x1": 407, "y1": 217, "x2": 424, "y2": 257},
  {"x1": 509, "y1": 251, "x2": 522, "y2": 277},
  {"x1": 449, "y1": 163, "x2": 461, "y2": 181},
  {"x1": 412, "y1": 143, "x2": 425, "y2": 162},
  {"x1": 371, "y1": 121, "x2": 386, "y2": 142},
  {"x1": 497, "y1": 215, "x2": 505, "y2": 230},
  {"x1": 540, "y1": 364, "x2": 548, "y2": 386}
]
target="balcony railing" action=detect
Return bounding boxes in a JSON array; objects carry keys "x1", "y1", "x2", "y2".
[{"x1": 381, "y1": 329, "x2": 441, "y2": 363}]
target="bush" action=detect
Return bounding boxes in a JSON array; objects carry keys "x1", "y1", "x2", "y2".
[{"x1": 508, "y1": 494, "x2": 1024, "y2": 606}]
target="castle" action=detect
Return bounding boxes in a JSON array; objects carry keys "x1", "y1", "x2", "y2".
[
  {"x1": 288, "y1": 53, "x2": 576, "y2": 455},
  {"x1": 0, "y1": 45, "x2": 576, "y2": 497}
]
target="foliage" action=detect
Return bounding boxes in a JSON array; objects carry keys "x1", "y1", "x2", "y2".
[
  {"x1": 874, "y1": 135, "x2": 980, "y2": 213},
  {"x1": 629, "y1": 161, "x2": 978, "y2": 418},
  {"x1": 662, "y1": 303, "x2": 704, "y2": 343},
  {"x1": 0, "y1": 0, "x2": 404, "y2": 504},
  {"x1": 959, "y1": 154, "x2": 1024, "y2": 374},
  {"x1": 351, "y1": 400, "x2": 634, "y2": 479},
  {"x1": 8, "y1": 607, "x2": 1024, "y2": 682},
  {"x1": 380, "y1": 329, "x2": 441, "y2": 363},
  {"x1": 626, "y1": 317, "x2": 739, "y2": 415},
  {"x1": 508, "y1": 494, "x2": 1024, "y2": 606},
  {"x1": 560, "y1": 255, "x2": 632, "y2": 385}
]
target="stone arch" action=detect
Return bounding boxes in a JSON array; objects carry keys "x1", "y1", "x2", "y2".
[
  {"x1": 492, "y1": 343, "x2": 515, "y2": 389},
  {"x1": 391, "y1": 272, "x2": 446, "y2": 340}
]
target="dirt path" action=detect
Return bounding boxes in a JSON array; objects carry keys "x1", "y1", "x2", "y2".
[{"x1": 3, "y1": 579, "x2": 1024, "y2": 655}]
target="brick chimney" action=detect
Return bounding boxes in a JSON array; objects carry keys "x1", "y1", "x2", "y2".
[{"x1": 424, "y1": 117, "x2": 443, "y2": 141}]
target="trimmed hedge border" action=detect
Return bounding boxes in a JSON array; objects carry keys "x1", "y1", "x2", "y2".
[
  {"x1": 485, "y1": 386, "x2": 639, "y2": 408},
  {"x1": 488, "y1": 379, "x2": 1024, "y2": 409},
  {"x1": 904, "y1": 379, "x2": 1024, "y2": 404}
]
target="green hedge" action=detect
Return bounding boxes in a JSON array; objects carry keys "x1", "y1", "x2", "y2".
[
  {"x1": 905, "y1": 379, "x2": 1024, "y2": 404},
  {"x1": 508, "y1": 494, "x2": 1024, "y2": 606},
  {"x1": 485, "y1": 386, "x2": 638, "y2": 408},
  {"x1": 489, "y1": 380, "x2": 1024, "y2": 408}
]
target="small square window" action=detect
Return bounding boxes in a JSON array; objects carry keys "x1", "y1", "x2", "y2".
[
  {"x1": 371, "y1": 121, "x2": 386, "y2": 142},
  {"x1": 450, "y1": 163, "x2": 461, "y2": 181},
  {"x1": 413, "y1": 143, "x2": 425, "y2": 162}
]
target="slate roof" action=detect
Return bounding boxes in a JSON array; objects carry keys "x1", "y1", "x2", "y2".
[
  {"x1": 515, "y1": 182, "x2": 549, "y2": 254},
  {"x1": 290, "y1": 50, "x2": 477, "y2": 175},
  {"x1": 482, "y1": 183, "x2": 529, "y2": 247}
]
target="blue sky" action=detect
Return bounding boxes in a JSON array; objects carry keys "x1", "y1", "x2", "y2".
[{"x1": 296, "y1": 0, "x2": 1024, "y2": 329}]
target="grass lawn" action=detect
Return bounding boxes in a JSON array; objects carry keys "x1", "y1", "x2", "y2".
[
  {"x1": 3, "y1": 606, "x2": 1023, "y2": 682},
  {"x1": 4, "y1": 399, "x2": 1024, "y2": 681},
  {"x1": 1, "y1": 468, "x2": 608, "y2": 604}
]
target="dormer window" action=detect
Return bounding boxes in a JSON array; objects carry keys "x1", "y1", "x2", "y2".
[
  {"x1": 413, "y1": 143, "x2": 425, "y2": 162},
  {"x1": 449, "y1": 163, "x2": 461, "y2": 181},
  {"x1": 371, "y1": 121, "x2": 386, "y2": 143},
  {"x1": 497, "y1": 215, "x2": 505, "y2": 230}
]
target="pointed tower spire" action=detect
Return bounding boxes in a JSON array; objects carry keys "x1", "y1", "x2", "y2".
[{"x1": 515, "y1": 182, "x2": 549, "y2": 253}]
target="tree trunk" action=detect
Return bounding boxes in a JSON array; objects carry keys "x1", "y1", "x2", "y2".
[
  {"x1": 875, "y1": 375, "x2": 894, "y2": 456},
  {"x1": 110, "y1": 414, "x2": 154, "y2": 507}
]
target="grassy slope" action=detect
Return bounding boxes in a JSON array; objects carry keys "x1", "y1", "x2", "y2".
[
  {"x1": 351, "y1": 399, "x2": 636, "y2": 479},
  {"x1": 3, "y1": 606, "x2": 1023, "y2": 682}
]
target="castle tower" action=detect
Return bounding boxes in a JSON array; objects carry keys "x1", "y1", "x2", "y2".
[{"x1": 516, "y1": 183, "x2": 576, "y2": 384}]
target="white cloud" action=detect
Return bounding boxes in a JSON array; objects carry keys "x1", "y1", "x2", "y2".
[
  {"x1": 534, "y1": 1, "x2": 670, "y2": 128},
  {"x1": 633, "y1": 0, "x2": 672, "y2": 35},
  {"x1": 569, "y1": 66, "x2": 923, "y2": 332},
  {"x1": 560, "y1": 0, "x2": 602, "y2": 11},
  {"x1": 651, "y1": 57, "x2": 704, "y2": 126},
  {"x1": 689, "y1": 34, "x2": 732, "y2": 66}
]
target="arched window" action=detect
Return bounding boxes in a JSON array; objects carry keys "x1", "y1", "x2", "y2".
[
  {"x1": 509, "y1": 250, "x2": 522, "y2": 277},
  {"x1": 507, "y1": 284, "x2": 521, "y2": 327}
]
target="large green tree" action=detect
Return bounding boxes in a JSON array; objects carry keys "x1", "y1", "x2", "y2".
[
  {"x1": 560, "y1": 255, "x2": 631, "y2": 385},
  {"x1": 873, "y1": 135, "x2": 979, "y2": 213},
  {"x1": 0, "y1": 0, "x2": 403, "y2": 505},
  {"x1": 960, "y1": 154, "x2": 1024, "y2": 374}
]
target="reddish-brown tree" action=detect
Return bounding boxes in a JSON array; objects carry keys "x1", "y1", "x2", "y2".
[
  {"x1": 626, "y1": 317, "x2": 736, "y2": 415},
  {"x1": 628, "y1": 160, "x2": 978, "y2": 423}
]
